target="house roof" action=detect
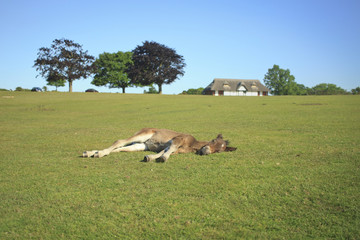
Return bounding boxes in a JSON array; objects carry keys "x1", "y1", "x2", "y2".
[{"x1": 204, "y1": 78, "x2": 269, "y2": 92}]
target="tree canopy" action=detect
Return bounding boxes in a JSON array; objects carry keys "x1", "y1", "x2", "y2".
[
  {"x1": 264, "y1": 64, "x2": 298, "y2": 95},
  {"x1": 127, "y1": 41, "x2": 186, "y2": 94},
  {"x1": 308, "y1": 83, "x2": 347, "y2": 95},
  {"x1": 92, "y1": 51, "x2": 133, "y2": 93},
  {"x1": 33, "y1": 38, "x2": 95, "y2": 92}
]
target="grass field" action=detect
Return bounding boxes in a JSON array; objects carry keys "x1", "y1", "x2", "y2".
[{"x1": 1, "y1": 92, "x2": 359, "y2": 239}]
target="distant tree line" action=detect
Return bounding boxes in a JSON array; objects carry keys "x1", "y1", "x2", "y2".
[
  {"x1": 306, "y1": 83, "x2": 348, "y2": 95},
  {"x1": 5, "y1": 86, "x2": 49, "y2": 92},
  {"x1": 33, "y1": 39, "x2": 186, "y2": 94},
  {"x1": 264, "y1": 64, "x2": 356, "y2": 95}
]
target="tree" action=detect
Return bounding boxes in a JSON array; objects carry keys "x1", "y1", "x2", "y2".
[
  {"x1": 127, "y1": 41, "x2": 186, "y2": 94},
  {"x1": 46, "y1": 71, "x2": 66, "y2": 91},
  {"x1": 351, "y1": 87, "x2": 360, "y2": 95},
  {"x1": 309, "y1": 83, "x2": 348, "y2": 95},
  {"x1": 33, "y1": 38, "x2": 95, "y2": 92},
  {"x1": 264, "y1": 64, "x2": 298, "y2": 95},
  {"x1": 92, "y1": 51, "x2": 133, "y2": 93}
]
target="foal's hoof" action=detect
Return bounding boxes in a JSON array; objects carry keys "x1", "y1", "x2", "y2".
[
  {"x1": 94, "y1": 152, "x2": 102, "y2": 158},
  {"x1": 83, "y1": 150, "x2": 97, "y2": 158},
  {"x1": 156, "y1": 156, "x2": 167, "y2": 163},
  {"x1": 143, "y1": 156, "x2": 151, "y2": 162}
]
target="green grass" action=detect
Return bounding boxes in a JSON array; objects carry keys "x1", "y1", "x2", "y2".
[{"x1": 1, "y1": 92, "x2": 359, "y2": 239}]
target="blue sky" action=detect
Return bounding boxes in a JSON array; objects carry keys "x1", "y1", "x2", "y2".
[{"x1": 0, "y1": 0, "x2": 359, "y2": 94}]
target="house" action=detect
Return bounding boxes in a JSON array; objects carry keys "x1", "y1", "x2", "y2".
[{"x1": 203, "y1": 78, "x2": 269, "y2": 96}]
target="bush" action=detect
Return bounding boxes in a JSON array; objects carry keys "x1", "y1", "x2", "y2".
[
  {"x1": 144, "y1": 85, "x2": 158, "y2": 94},
  {"x1": 15, "y1": 87, "x2": 31, "y2": 91},
  {"x1": 180, "y1": 87, "x2": 204, "y2": 95}
]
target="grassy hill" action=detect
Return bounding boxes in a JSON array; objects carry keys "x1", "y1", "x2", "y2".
[{"x1": 1, "y1": 92, "x2": 359, "y2": 239}]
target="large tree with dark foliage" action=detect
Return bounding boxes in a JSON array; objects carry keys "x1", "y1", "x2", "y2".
[
  {"x1": 127, "y1": 41, "x2": 186, "y2": 94},
  {"x1": 92, "y1": 51, "x2": 133, "y2": 93},
  {"x1": 34, "y1": 38, "x2": 95, "y2": 92}
]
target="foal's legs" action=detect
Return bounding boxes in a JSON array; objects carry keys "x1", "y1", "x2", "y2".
[
  {"x1": 156, "y1": 143, "x2": 179, "y2": 162},
  {"x1": 144, "y1": 143, "x2": 181, "y2": 162},
  {"x1": 83, "y1": 129, "x2": 154, "y2": 158},
  {"x1": 143, "y1": 149, "x2": 166, "y2": 162},
  {"x1": 144, "y1": 137, "x2": 185, "y2": 162},
  {"x1": 112, "y1": 143, "x2": 147, "y2": 153}
]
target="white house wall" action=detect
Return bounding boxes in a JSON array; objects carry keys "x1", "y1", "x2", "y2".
[
  {"x1": 213, "y1": 90, "x2": 265, "y2": 96},
  {"x1": 223, "y1": 91, "x2": 260, "y2": 96}
]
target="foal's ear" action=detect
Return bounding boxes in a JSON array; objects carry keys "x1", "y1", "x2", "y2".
[
  {"x1": 217, "y1": 134, "x2": 223, "y2": 139},
  {"x1": 225, "y1": 147, "x2": 237, "y2": 152}
]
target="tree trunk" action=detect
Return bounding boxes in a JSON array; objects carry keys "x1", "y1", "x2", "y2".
[
  {"x1": 122, "y1": 87, "x2": 125, "y2": 93},
  {"x1": 158, "y1": 84, "x2": 162, "y2": 94},
  {"x1": 69, "y1": 80, "x2": 73, "y2": 92}
]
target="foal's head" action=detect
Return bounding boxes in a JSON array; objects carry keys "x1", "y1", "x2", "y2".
[{"x1": 198, "y1": 134, "x2": 237, "y2": 155}]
